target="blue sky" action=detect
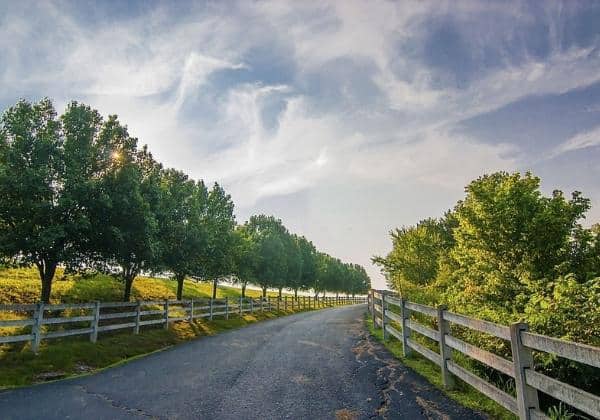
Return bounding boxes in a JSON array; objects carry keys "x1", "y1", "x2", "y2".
[{"x1": 1, "y1": 1, "x2": 599, "y2": 288}]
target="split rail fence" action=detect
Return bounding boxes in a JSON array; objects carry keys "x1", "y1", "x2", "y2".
[
  {"x1": 0, "y1": 295, "x2": 365, "y2": 353},
  {"x1": 367, "y1": 289, "x2": 600, "y2": 420}
]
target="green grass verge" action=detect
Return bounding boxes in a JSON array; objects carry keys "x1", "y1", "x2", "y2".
[
  {"x1": 0, "y1": 307, "x2": 309, "y2": 389},
  {"x1": 366, "y1": 316, "x2": 516, "y2": 420},
  {"x1": 0, "y1": 267, "x2": 293, "y2": 305}
]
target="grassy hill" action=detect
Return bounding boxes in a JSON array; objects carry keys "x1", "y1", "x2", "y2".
[{"x1": 0, "y1": 267, "x2": 288, "y2": 305}]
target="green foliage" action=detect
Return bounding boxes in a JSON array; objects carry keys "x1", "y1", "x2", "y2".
[
  {"x1": 156, "y1": 169, "x2": 208, "y2": 299},
  {"x1": 373, "y1": 215, "x2": 455, "y2": 293},
  {"x1": 199, "y1": 183, "x2": 236, "y2": 299},
  {"x1": 0, "y1": 99, "x2": 105, "y2": 302},
  {"x1": 547, "y1": 403, "x2": 575, "y2": 420},
  {"x1": 375, "y1": 170, "x2": 600, "y2": 405}
]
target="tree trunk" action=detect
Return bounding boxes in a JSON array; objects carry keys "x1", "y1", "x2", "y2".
[
  {"x1": 278, "y1": 287, "x2": 283, "y2": 298},
  {"x1": 241, "y1": 282, "x2": 247, "y2": 298},
  {"x1": 36, "y1": 259, "x2": 58, "y2": 303},
  {"x1": 262, "y1": 286, "x2": 267, "y2": 298},
  {"x1": 123, "y1": 275, "x2": 135, "y2": 302},
  {"x1": 212, "y1": 279, "x2": 218, "y2": 299},
  {"x1": 294, "y1": 288, "x2": 298, "y2": 299},
  {"x1": 176, "y1": 274, "x2": 185, "y2": 300},
  {"x1": 314, "y1": 291, "x2": 319, "y2": 299}
]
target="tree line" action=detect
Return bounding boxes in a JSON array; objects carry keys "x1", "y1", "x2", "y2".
[
  {"x1": 374, "y1": 171, "x2": 599, "y2": 393},
  {"x1": 0, "y1": 99, "x2": 371, "y2": 303}
]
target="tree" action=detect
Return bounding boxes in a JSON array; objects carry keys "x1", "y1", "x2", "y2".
[
  {"x1": 243, "y1": 215, "x2": 289, "y2": 297},
  {"x1": 231, "y1": 226, "x2": 260, "y2": 298},
  {"x1": 198, "y1": 183, "x2": 236, "y2": 299},
  {"x1": 0, "y1": 99, "x2": 103, "y2": 302},
  {"x1": 440, "y1": 171, "x2": 590, "y2": 311},
  {"x1": 89, "y1": 116, "x2": 161, "y2": 301},
  {"x1": 373, "y1": 216, "x2": 454, "y2": 294},
  {"x1": 156, "y1": 169, "x2": 208, "y2": 300},
  {"x1": 292, "y1": 236, "x2": 317, "y2": 298}
]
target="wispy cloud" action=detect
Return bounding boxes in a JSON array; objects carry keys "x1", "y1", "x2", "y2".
[{"x1": 552, "y1": 126, "x2": 600, "y2": 157}]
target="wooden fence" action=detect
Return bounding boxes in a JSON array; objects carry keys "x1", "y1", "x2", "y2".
[
  {"x1": 367, "y1": 290, "x2": 600, "y2": 420},
  {"x1": 0, "y1": 295, "x2": 366, "y2": 353}
]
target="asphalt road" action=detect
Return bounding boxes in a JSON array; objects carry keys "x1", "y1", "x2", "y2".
[{"x1": 0, "y1": 305, "x2": 486, "y2": 419}]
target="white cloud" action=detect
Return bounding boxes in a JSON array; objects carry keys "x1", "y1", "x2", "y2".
[
  {"x1": 174, "y1": 52, "x2": 246, "y2": 110},
  {"x1": 552, "y1": 126, "x2": 600, "y2": 157}
]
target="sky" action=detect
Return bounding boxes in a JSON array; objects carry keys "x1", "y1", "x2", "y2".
[{"x1": 1, "y1": 0, "x2": 599, "y2": 289}]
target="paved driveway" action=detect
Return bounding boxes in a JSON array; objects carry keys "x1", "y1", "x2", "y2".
[{"x1": 0, "y1": 305, "x2": 486, "y2": 419}]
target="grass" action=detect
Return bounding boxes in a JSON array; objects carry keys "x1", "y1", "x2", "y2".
[
  {"x1": 0, "y1": 306, "x2": 310, "y2": 389},
  {"x1": 0, "y1": 267, "x2": 292, "y2": 305},
  {"x1": 365, "y1": 316, "x2": 517, "y2": 420}
]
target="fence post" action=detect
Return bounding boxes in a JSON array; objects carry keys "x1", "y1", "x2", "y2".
[
  {"x1": 371, "y1": 291, "x2": 377, "y2": 327},
  {"x1": 90, "y1": 301, "x2": 100, "y2": 343},
  {"x1": 382, "y1": 293, "x2": 387, "y2": 340},
  {"x1": 209, "y1": 298, "x2": 214, "y2": 320},
  {"x1": 225, "y1": 297, "x2": 229, "y2": 320},
  {"x1": 164, "y1": 299, "x2": 169, "y2": 329},
  {"x1": 437, "y1": 305, "x2": 454, "y2": 389},
  {"x1": 400, "y1": 298, "x2": 412, "y2": 357},
  {"x1": 510, "y1": 322, "x2": 540, "y2": 420},
  {"x1": 250, "y1": 298, "x2": 254, "y2": 313},
  {"x1": 189, "y1": 299, "x2": 194, "y2": 322},
  {"x1": 31, "y1": 302, "x2": 44, "y2": 354},
  {"x1": 134, "y1": 301, "x2": 141, "y2": 334},
  {"x1": 260, "y1": 297, "x2": 264, "y2": 312},
  {"x1": 284, "y1": 296, "x2": 288, "y2": 311}
]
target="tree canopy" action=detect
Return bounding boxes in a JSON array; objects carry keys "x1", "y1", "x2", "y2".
[{"x1": 0, "y1": 98, "x2": 371, "y2": 302}]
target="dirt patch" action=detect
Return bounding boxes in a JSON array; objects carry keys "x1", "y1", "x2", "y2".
[
  {"x1": 335, "y1": 408, "x2": 360, "y2": 420},
  {"x1": 34, "y1": 371, "x2": 67, "y2": 381}
]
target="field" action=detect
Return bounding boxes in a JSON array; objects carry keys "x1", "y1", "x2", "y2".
[{"x1": 0, "y1": 267, "x2": 290, "y2": 305}]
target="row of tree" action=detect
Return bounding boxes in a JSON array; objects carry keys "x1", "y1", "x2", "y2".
[{"x1": 0, "y1": 99, "x2": 370, "y2": 302}]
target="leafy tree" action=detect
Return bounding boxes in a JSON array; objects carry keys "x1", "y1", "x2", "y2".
[
  {"x1": 156, "y1": 169, "x2": 208, "y2": 300},
  {"x1": 373, "y1": 216, "x2": 454, "y2": 295},
  {"x1": 198, "y1": 183, "x2": 236, "y2": 299},
  {"x1": 89, "y1": 116, "x2": 161, "y2": 301},
  {"x1": 243, "y1": 215, "x2": 289, "y2": 297},
  {"x1": 292, "y1": 236, "x2": 317, "y2": 298},
  {"x1": 231, "y1": 225, "x2": 260, "y2": 298},
  {"x1": 0, "y1": 99, "x2": 104, "y2": 302},
  {"x1": 439, "y1": 172, "x2": 590, "y2": 311}
]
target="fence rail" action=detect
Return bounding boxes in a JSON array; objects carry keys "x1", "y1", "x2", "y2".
[
  {"x1": 0, "y1": 295, "x2": 366, "y2": 353},
  {"x1": 367, "y1": 289, "x2": 600, "y2": 420}
]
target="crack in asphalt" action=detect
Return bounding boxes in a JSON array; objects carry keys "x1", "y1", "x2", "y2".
[
  {"x1": 76, "y1": 384, "x2": 159, "y2": 419},
  {"x1": 352, "y1": 331, "x2": 401, "y2": 419},
  {"x1": 351, "y1": 326, "x2": 470, "y2": 420}
]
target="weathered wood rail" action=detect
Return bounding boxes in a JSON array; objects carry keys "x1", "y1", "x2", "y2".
[
  {"x1": 0, "y1": 295, "x2": 366, "y2": 353},
  {"x1": 367, "y1": 289, "x2": 600, "y2": 420}
]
